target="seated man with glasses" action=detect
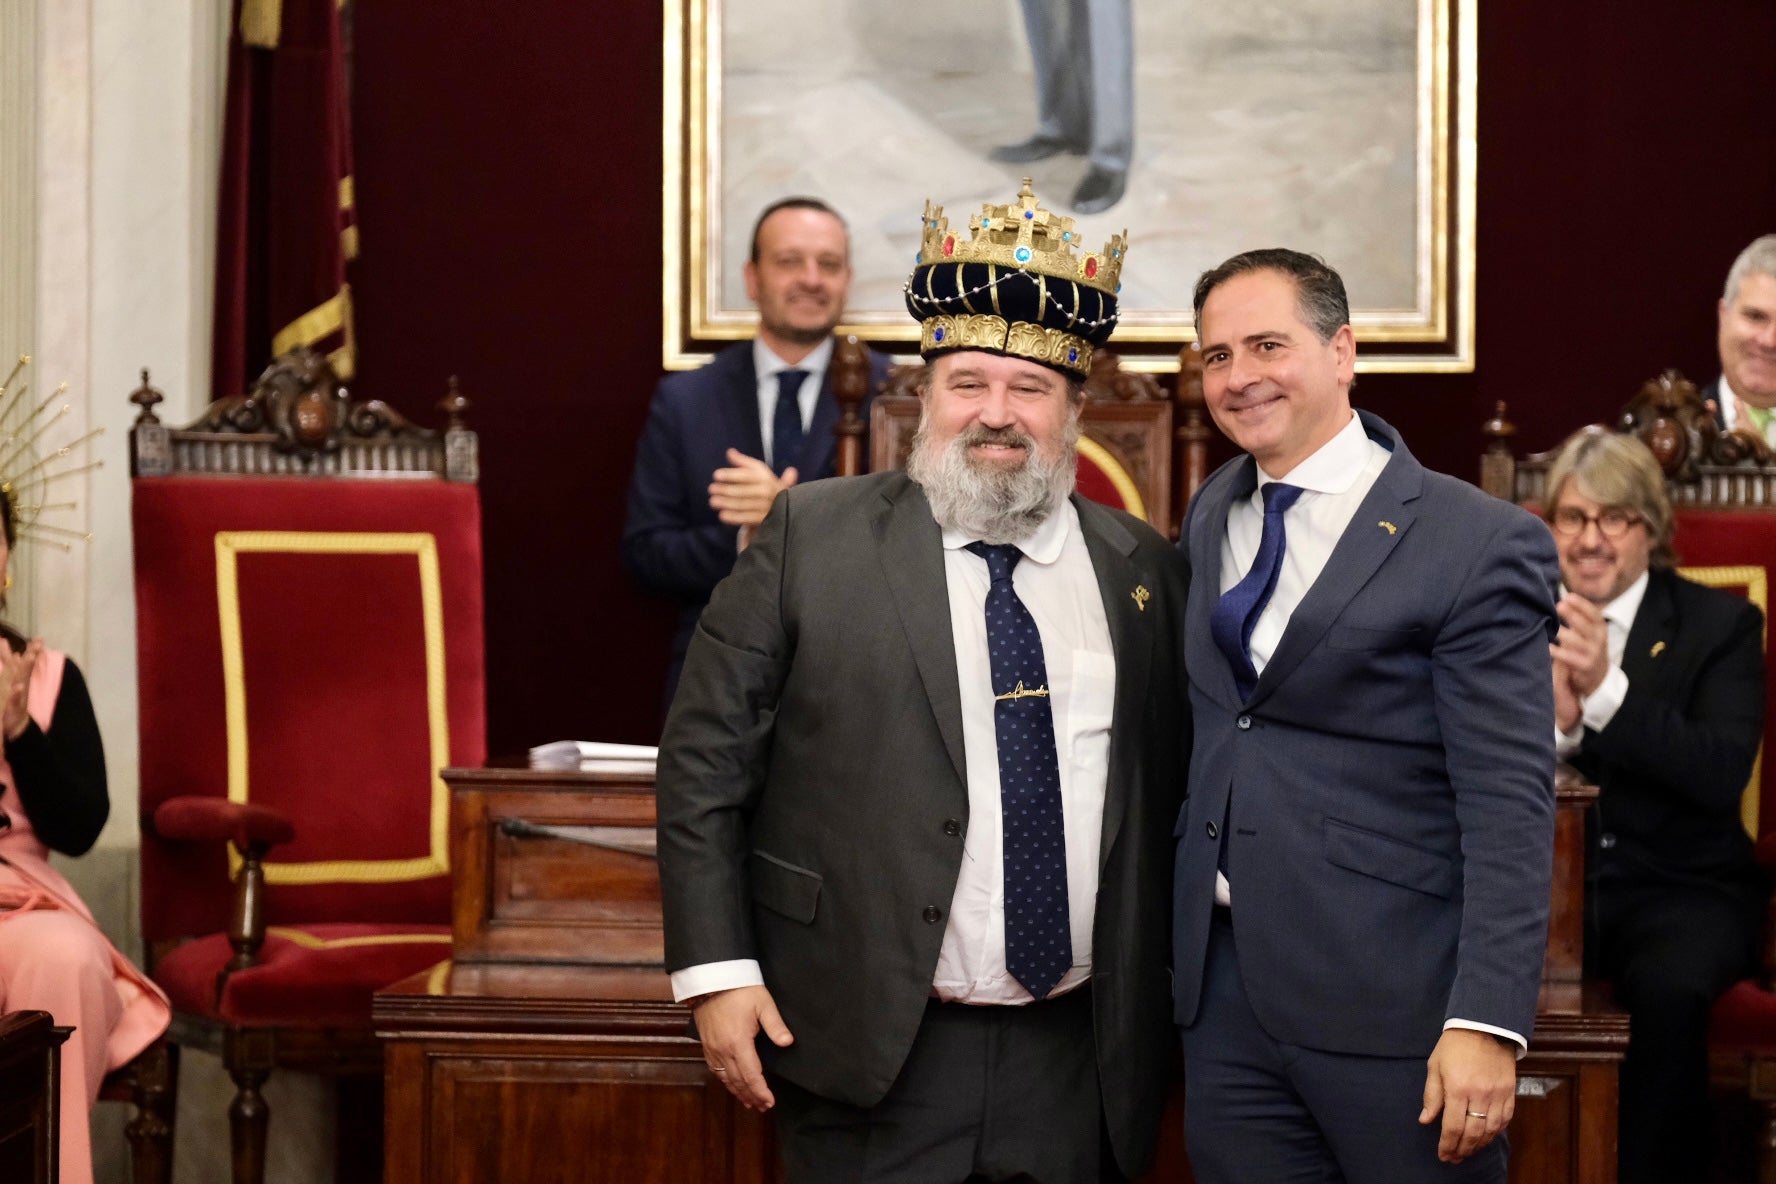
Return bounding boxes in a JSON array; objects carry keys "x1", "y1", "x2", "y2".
[{"x1": 1544, "y1": 426, "x2": 1770, "y2": 1184}]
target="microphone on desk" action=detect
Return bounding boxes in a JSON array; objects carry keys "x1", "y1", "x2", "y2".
[{"x1": 497, "y1": 816, "x2": 657, "y2": 858}]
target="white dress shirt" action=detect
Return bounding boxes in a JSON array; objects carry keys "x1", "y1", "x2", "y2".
[
  {"x1": 933, "y1": 498, "x2": 1115, "y2": 1003},
  {"x1": 752, "y1": 337, "x2": 832, "y2": 470},
  {"x1": 1215, "y1": 410, "x2": 1527, "y2": 1052},
  {"x1": 670, "y1": 498, "x2": 1116, "y2": 1006},
  {"x1": 1554, "y1": 569, "x2": 1648, "y2": 757}
]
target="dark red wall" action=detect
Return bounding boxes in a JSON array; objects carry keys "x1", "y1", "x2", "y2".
[{"x1": 350, "y1": 2, "x2": 1776, "y2": 752}]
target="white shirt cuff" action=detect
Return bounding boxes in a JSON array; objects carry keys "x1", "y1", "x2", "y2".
[
  {"x1": 1554, "y1": 721, "x2": 1583, "y2": 759},
  {"x1": 1579, "y1": 665, "x2": 1629, "y2": 734},
  {"x1": 1444, "y1": 1017, "x2": 1528, "y2": 1059},
  {"x1": 670, "y1": 959, "x2": 765, "y2": 1004}
]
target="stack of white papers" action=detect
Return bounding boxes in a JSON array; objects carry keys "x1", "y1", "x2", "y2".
[{"x1": 527, "y1": 740, "x2": 659, "y2": 774}]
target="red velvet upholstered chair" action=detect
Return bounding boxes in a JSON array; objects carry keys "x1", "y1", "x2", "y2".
[
  {"x1": 126, "y1": 351, "x2": 484, "y2": 1184},
  {"x1": 1483, "y1": 373, "x2": 1776, "y2": 1178},
  {"x1": 831, "y1": 345, "x2": 1194, "y2": 536}
]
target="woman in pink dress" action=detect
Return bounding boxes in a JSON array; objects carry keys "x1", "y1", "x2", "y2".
[{"x1": 0, "y1": 491, "x2": 170, "y2": 1184}]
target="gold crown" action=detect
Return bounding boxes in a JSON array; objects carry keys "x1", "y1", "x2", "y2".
[{"x1": 917, "y1": 178, "x2": 1127, "y2": 295}]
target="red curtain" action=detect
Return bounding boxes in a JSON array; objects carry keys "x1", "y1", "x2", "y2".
[{"x1": 212, "y1": 0, "x2": 357, "y2": 402}]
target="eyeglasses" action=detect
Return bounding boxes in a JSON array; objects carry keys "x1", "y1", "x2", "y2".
[{"x1": 1548, "y1": 506, "x2": 1644, "y2": 539}]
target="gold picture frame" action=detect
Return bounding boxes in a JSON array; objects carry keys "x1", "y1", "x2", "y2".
[{"x1": 664, "y1": 0, "x2": 1475, "y2": 374}]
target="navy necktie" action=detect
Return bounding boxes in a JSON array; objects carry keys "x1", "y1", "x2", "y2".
[
  {"x1": 1210, "y1": 482, "x2": 1305, "y2": 701},
  {"x1": 771, "y1": 369, "x2": 808, "y2": 476},
  {"x1": 966, "y1": 541, "x2": 1072, "y2": 1001}
]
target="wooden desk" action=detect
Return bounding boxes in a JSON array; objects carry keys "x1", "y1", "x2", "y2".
[
  {"x1": 380, "y1": 764, "x2": 1626, "y2": 1184},
  {"x1": 376, "y1": 961, "x2": 773, "y2": 1183},
  {"x1": 0, "y1": 1011, "x2": 68, "y2": 1184}
]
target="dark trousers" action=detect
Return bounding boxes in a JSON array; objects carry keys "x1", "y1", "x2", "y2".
[
  {"x1": 771, "y1": 987, "x2": 1119, "y2": 1184},
  {"x1": 1590, "y1": 878, "x2": 1760, "y2": 1184},
  {"x1": 1181, "y1": 910, "x2": 1507, "y2": 1184}
]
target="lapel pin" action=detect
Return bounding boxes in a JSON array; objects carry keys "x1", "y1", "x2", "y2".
[
  {"x1": 1378, "y1": 520, "x2": 1397, "y2": 535},
  {"x1": 1650, "y1": 640, "x2": 1666, "y2": 658},
  {"x1": 1131, "y1": 585, "x2": 1150, "y2": 612}
]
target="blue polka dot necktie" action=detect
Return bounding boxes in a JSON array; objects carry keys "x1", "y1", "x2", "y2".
[
  {"x1": 966, "y1": 541, "x2": 1072, "y2": 1001},
  {"x1": 1209, "y1": 482, "x2": 1305, "y2": 701},
  {"x1": 771, "y1": 369, "x2": 807, "y2": 476}
]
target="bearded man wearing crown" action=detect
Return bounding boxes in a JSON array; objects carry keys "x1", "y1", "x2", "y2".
[{"x1": 655, "y1": 181, "x2": 1189, "y2": 1183}]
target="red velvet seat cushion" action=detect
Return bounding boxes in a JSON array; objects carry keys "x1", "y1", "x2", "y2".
[
  {"x1": 154, "y1": 923, "x2": 452, "y2": 1028},
  {"x1": 1710, "y1": 979, "x2": 1776, "y2": 1053}
]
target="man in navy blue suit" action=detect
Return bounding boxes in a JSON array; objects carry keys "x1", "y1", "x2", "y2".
[
  {"x1": 623, "y1": 198, "x2": 890, "y2": 707},
  {"x1": 1173, "y1": 249, "x2": 1558, "y2": 1183}
]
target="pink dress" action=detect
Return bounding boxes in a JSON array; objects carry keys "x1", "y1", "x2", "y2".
[{"x1": 0, "y1": 649, "x2": 171, "y2": 1184}]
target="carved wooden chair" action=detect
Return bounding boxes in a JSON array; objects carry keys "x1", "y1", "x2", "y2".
[
  {"x1": 126, "y1": 348, "x2": 485, "y2": 1184},
  {"x1": 827, "y1": 339, "x2": 1215, "y2": 539},
  {"x1": 1484, "y1": 371, "x2": 1776, "y2": 1179}
]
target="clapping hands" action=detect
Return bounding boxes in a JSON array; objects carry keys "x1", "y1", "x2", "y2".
[
  {"x1": 1550, "y1": 593, "x2": 1609, "y2": 733},
  {"x1": 0, "y1": 637, "x2": 43, "y2": 742}
]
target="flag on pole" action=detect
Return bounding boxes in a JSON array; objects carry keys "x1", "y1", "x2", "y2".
[{"x1": 212, "y1": 0, "x2": 357, "y2": 400}]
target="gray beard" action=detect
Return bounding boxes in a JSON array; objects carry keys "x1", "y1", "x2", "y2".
[{"x1": 906, "y1": 414, "x2": 1080, "y2": 545}]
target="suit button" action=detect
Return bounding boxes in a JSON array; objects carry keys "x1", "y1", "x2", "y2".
[
  {"x1": 943, "y1": 818, "x2": 962, "y2": 837},
  {"x1": 1206, "y1": 821, "x2": 1219, "y2": 839},
  {"x1": 1600, "y1": 833, "x2": 1617, "y2": 850},
  {"x1": 923, "y1": 905, "x2": 943, "y2": 923},
  {"x1": 1236, "y1": 715, "x2": 1252, "y2": 730}
]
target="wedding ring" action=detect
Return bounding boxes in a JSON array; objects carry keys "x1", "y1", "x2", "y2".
[{"x1": 1465, "y1": 1110, "x2": 1486, "y2": 1119}]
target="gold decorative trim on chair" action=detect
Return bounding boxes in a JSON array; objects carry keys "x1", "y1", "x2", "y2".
[
  {"x1": 1076, "y1": 435, "x2": 1146, "y2": 523},
  {"x1": 214, "y1": 531, "x2": 451, "y2": 885},
  {"x1": 265, "y1": 927, "x2": 452, "y2": 952},
  {"x1": 1678, "y1": 564, "x2": 1767, "y2": 838}
]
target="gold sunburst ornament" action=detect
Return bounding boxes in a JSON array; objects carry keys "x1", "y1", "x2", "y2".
[{"x1": 0, "y1": 355, "x2": 104, "y2": 558}]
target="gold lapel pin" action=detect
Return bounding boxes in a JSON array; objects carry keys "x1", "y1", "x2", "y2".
[
  {"x1": 1378, "y1": 520, "x2": 1398, "y2": 535},
  {"x1": 1131, "y1": 585, "x2": 1150, "y2": 612},
  {"x1": 1650, "y1": 640, "x2": 1666, "y2": 658}
]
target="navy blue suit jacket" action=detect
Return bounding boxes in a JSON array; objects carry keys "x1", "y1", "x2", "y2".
[
  {"x1": 1173, "y1": 411, "x2": 1560, "y2": 1056},
  {"x1": 622, "y1": 339, "x2": 890, "y2": 699}
]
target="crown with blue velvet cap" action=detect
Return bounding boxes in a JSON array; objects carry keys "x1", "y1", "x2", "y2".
[{"x1": 904, "y1": 179, "x2": 1127, "y2": 379}]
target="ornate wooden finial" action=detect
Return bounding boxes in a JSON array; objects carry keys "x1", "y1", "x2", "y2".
[
  {"x1": 1478, "y1": 401, "x2": 1519, "y2": 500},
  {"x1": 831, "y1": 336, "x2": 871, "y2": 478},
  {"x1": 438, "y1": 375, "x2": 471, "y2": 432},
  {"x1": 1616, "y1": 369, "x2": 1740, "y2": 480},
  {"x1": 1173, "y1": 344, "x2": 1212, "y2": 532},
  {"x1": 1481, "y1": 400, "x2": 1514, "y2": 442},
  {"x1": 130, "y1": 368, "x2": 165, "y2": 426}
]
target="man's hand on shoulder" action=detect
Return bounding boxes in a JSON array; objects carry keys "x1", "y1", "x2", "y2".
[
  {"x1": 692, "y1": 984, "x2": 795, "y2": 1112},
  {"x1": 1419, "y1": 1028, "x2": 1516, "y2": 1164},
  {"x1": 710, "y1": 448, "x2": 798, "y2": 547}
]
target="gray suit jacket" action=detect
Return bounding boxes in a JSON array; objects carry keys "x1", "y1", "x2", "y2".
[
  {"x1": 658, "y1": 470, "x2": 1189, "y2": 1176},
  {"x1": 1172, "y1": 411, "x2": 1559, "y2": 1056}
]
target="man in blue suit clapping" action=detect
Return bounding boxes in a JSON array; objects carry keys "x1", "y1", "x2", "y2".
[{"x1": 624, "y1": 198, "x2": 890, "y2": 707}]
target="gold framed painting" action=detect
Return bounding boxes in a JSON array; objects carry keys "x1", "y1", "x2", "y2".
[{"x1": 663, "y1": 0, "x2": 1474, "y2": 373}]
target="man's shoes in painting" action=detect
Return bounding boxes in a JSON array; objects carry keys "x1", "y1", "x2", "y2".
[
  {"x1": 990, "y1": 133, "x2": 1081, "y2": 164},
  {"x1": 1071, "y1": 166, "x2": 1126, "y2": 215}
]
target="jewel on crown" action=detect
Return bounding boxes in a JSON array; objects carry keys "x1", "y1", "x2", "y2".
[{"x1": 917, "y1": 178, "x2": 1126, "y2": 295}]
